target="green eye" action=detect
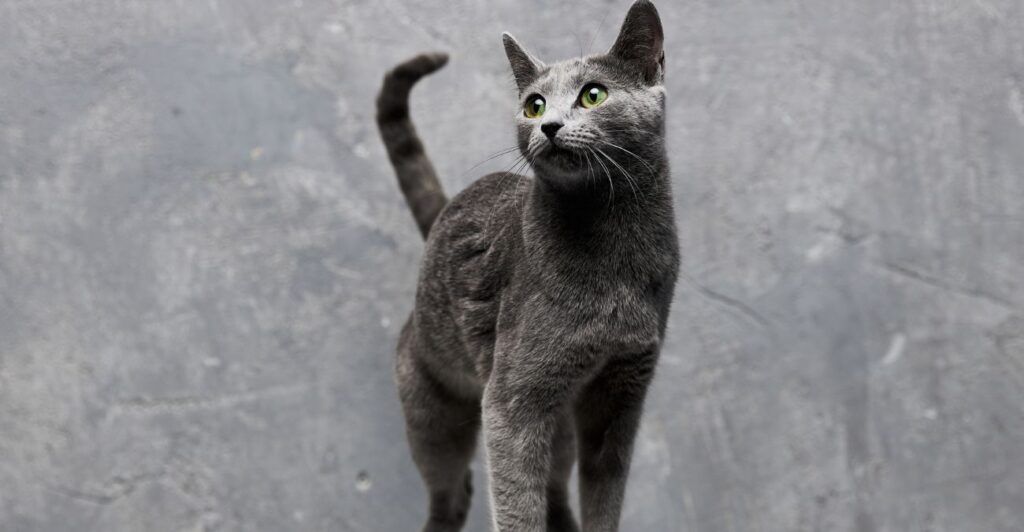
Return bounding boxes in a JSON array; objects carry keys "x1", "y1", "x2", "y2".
[
  {"x1": 579, "y1": 83, "x2": 608, "y2": 108},
  {"x1": 524, "y1": 95, "x2": 546, "y2": 118}
]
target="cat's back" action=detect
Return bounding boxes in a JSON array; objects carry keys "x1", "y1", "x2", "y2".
[
  {"x1": 425, "y1": 171, "x2": 528, "y2": 261},
  {"x1": 437, "y1": 170, "x2": 525, "y2": 242},
  {"x1": 412, "y1": 172, "x2": 528, "y2": 377}
]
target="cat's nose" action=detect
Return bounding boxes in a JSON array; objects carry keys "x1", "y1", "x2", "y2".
[{"x1": 541, "y1": 121, "x2": 563, "y2": 140}]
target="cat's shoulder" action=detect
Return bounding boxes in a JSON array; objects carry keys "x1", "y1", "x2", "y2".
[
  {"x1": 431, "y1": 172, "x2": 529, "y2": 233},
  {"x1": 420, "y1": 172, "x2": 528, "y2": 270},
  {"x1": 453, "y1": 171, "x2": 528, "y2": 208},
  {"x1": 420, "y1": 172, "x2": 527, "y2": 293}
]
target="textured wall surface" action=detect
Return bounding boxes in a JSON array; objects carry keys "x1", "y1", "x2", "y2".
[{"x1": 2, "y1": 0, "x2": 1023, "y2": 530}]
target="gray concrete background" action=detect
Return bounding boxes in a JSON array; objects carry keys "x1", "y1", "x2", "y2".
[{"x1": 2, "y1": 0, "x2": 1023, "y2": 530}]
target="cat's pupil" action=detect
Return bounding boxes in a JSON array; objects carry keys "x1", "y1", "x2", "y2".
[{"x1": 588, "y1": 89, "x2": 598, "y2": 101}]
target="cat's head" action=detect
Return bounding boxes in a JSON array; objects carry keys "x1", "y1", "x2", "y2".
[{"x1": 504, "y1": 0, "x2": 665, "y2": 191}]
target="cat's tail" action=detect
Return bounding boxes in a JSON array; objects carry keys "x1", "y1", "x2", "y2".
[{"x1": 376, "y1": 53, "x2": 450, "y2": 239}]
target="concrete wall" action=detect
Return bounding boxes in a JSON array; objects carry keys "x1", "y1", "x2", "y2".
[{"x1": 2, "y1": 0, "x2": 1023, "y2": 530}]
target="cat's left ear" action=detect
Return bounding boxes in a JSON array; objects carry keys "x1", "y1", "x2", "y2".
[
  {"x1": 503, "y1": 32, "x2": 544, "y2": 92},
  {"x1": 608, "y1": 0, "x2": 665, "y2": 84}
]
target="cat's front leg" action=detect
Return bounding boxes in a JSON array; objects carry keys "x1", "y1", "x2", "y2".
[
  {"x1": 574, "y1": 351, "x2": 658, "y2": 532},
  {"x1": 482, "y1": 379, "x2": 558, "y2": 531}
]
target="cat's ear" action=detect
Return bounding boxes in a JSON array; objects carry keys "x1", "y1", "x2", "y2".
[
  {"x1": 608, "y1": 0, "x2": 665, "y2": 84},
  {"x1": 502, "y1": 32, "x2": 544, "y2": 92}
]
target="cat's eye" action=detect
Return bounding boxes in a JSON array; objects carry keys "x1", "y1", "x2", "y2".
[
  {"x1": 579, "y1": 83, "x2": 608, "y2": 109},
  {"x1": 523, "y1": 95, "x2": 546, "y2": 118}
]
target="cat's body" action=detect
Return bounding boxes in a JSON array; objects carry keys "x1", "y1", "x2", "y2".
[{"x1": 376, "y1": 2, "x2": 677, "y2": 531}]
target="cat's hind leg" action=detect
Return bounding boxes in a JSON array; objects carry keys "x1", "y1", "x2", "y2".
[{"x1": 396, "y1": 351, "x2": 480, "y2": 532}]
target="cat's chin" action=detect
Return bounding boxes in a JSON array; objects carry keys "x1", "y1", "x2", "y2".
[
  {"x1": 531, "y1": 146, "x2": 591, "y2": 188},
  {"x1": 532, "y1": 165, "x2": 591, "y2": 190}
]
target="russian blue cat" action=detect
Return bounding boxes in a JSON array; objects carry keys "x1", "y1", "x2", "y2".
[{"x1": 376, "y1": 2, "x2": 677, "y2": 530}]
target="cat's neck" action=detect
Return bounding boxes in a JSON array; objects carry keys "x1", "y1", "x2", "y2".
[{"x1": 525, "y1": 164, "x2": 671, "y2": 236}]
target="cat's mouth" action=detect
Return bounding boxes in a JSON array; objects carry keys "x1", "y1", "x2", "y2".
[{"x1": 536, "y1": 143, "x2": 583, "y2": 169}]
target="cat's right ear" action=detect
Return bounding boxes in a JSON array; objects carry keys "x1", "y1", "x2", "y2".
[
  {"x1": 608, "y1": 0, "x2": 664, "y2": 84},
  {"x1": 502, "y1": 33, "x2": 543, "y2": 92}
]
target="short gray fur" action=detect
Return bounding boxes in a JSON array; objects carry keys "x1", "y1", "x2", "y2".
[
  {"x1": 378, "y1": 3, "x2": 675, "y2": 530},
  {"x1": 1, "y1": 0, "x2": 1023, "y2": 531}
]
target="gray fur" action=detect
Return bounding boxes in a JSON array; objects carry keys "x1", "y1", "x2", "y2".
[
  {"x1": 376, "y1": 2, "x2": 677, "y2": 530},
  {"x1": 377, "y1": 53, "x2": 451, "y2": 238},
  {"x1": 502, "y1": 33, "x2": 544, "y2": 92}
]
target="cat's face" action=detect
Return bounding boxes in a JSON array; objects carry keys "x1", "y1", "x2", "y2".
[
  {"x1": 512, "y1": 56, "x2": 665, "y2": 185},
  {"x1": 504, "y1": 0, "x2": 665, "y2": 190}
]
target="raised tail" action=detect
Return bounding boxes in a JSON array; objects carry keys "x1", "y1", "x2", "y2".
[{"x1": 376, "y1": 53, "x2": 450, "y2": 239}]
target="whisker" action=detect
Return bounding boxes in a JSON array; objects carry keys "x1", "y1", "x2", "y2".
[
  {"x1": 583, "y1": 149, "x2": 595, "y2": 189},
  {"x1": 509, "y1": 143, "x2": 543, "y2": 215},
  {"x1": 594, "y1": 147, "x2": 640, "y2": 203},
  {"x1": 587, "y1": 146, "x2": 615, "y2": 211},
  {"x1": 460, "y1": 146, "x2": 523, "y2": 177},
  {"x1": 587, "y1": 10, "x2": 613, "y2": 55},
  {"x1": 571, "y1": 28, "x2": 585, "y2": 60},
  {"x1": 579, "y1": 150, "x2": 595, "y2": 192},
  {"x1": 598, "y1": 128, "x2": 666, "y2": 140},
  {"x1": 597, "y1": 140, "x2": 658, "y2": 176},
  {"x1": 485, "y1": 153, "x2": 526, "y2": 228},
  {"x1": 507, "y1": 151, "x2": 532, "y2": 215}
]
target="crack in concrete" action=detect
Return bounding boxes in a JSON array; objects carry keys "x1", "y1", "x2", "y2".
[
  {"x1": 876, "y1": 261, "x2": 1020, "y2": 311},
  {"x1": 679, "y1": 270, "x2": 770, "y2": 329},
  {"x1": 110, "y1": 383, "x2": 310, "y2": 414},
  {"x1": 45, "y1": 470, "x2": 167, "y2": 506}
]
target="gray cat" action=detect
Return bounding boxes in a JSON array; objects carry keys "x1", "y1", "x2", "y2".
[{"x1": 375, "y1": 1, "x2": 677, "y2": 530}]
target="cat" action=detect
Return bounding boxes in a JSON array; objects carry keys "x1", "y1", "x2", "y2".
[{"x1": 375, "y1": 1, "x2": 677, "y2": 530}]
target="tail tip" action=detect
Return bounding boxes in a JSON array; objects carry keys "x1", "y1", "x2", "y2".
[
  {"x1": 388, "y1": 52, "x2": 450, "y2": 78},
  {"x1": 377, "y1": 52, "x2": 450, "y2": 118},
  {"x1": 418, "y1": 51, "x2": 450, "y2": 73}
]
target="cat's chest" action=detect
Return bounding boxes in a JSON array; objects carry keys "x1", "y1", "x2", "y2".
[
  {"x1": 508, "y1": 273, "x2": 665, "y2": 357},
  {"x1": 443, "y1": 215, "x2": 672, "y2": 360}
]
